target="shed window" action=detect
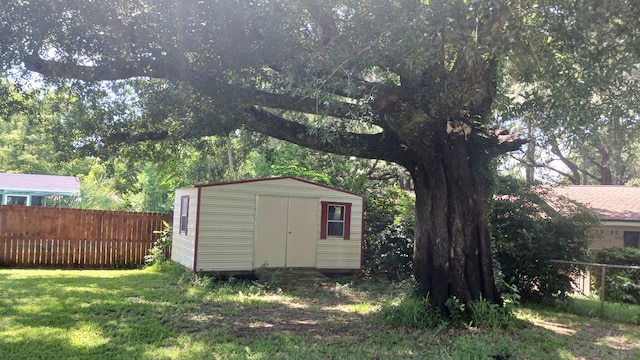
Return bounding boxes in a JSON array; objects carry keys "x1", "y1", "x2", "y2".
[
  {"x1": 321, "y1": 201, "x2": 351, "y2": 240},
  {"x1": 624, "y1": 231, "x2": 640, "y2": 248},
  {"x1": 180, "y1": 196, "x2": 189, "y2": 234}
]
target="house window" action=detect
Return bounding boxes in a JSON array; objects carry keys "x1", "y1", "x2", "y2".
[
  {"x1": 321, "y1": 201, "x2": 352, "y2": 240},
  {"x1": 5, "y1": 195, "x2": 27, "y2": 206},
  {"x1": 180, "y1": 196, "x2": 189, "y2": 234},
  {"x1": 623, "y1": 231, "x2": 640, "y2": 248},
  {"x1": 31, "y1": 196, "x2": 46, "y2": 207}
]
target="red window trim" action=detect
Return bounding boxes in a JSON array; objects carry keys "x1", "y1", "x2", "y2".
[
  {"x1": 180, "y1": 195, "x2": 189, "y2": 235},
  {"x1": 321, "y1": 201, "x2": 351, "y2": 240}
]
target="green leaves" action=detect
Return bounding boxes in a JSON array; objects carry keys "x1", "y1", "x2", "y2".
[{"x1": 491, "y1": 176, "x2": 598, "y2": 303}]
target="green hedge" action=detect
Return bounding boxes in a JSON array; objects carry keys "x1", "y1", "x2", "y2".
[{"x1": 592, "y1": 247, "x2": 640, "y2": 304}]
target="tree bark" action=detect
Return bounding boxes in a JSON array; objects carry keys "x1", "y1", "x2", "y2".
[
  {"x1": 549, "y1": 139, "x2": 581, "y2": 185},
  {"x1": 408, "y1": 125, "x2": 501, "y2": 309},
  {"x1": 525, "y1": 122, "x2": 535, "y2": 184}
]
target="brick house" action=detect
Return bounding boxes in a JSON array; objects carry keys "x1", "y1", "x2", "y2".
[{"x1": 555, "y1": 186, "x2": 640, "y2": 250}]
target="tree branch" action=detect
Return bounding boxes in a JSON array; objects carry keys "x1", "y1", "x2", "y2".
[
  {"x1": 23, "y1": 53, "x2": 194, "y2": 82},
  {"x1": 105, "y1": 130, "x2": 170, "y2": 144},
  {"x1": 487, "y1": 130, "x2": 529, "y2": 156},
  {"x1": 302, "y1": 0, "x2": 337, "y2": 46},
  {"x1": 25, "y1": 54, "x2": 375, "y2": 122},
  {"x1": 548, "y1": 138, "x2": 581, "y2": 184},
  {"x1": 244, "y1": 106, "x2": 410, "y2": 164},
  {"x1": 242, "y1": 90, "x2": 365, "y2": 120}
]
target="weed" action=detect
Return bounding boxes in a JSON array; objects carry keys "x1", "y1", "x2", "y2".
[
  {"x1": 444, "y1": 296, "x2": 467, "y2": 325},
  {"x1": 378, "y1": 293, "x2": 446, "y2": 329},
  {"x1": 144, "y1": 221, "x2": 172, "y2": 265},
  {"x1": 467, "y1": 298, "x2": 525, "y2": 329}
]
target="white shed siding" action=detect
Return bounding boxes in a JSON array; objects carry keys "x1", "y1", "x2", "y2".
[
  {"x1": 195, "y1": 187, "x2": 256, "y2": 271},
  {"x1": 317, "y1": 194, "x2": 363, "y2": 269},
  {"x1": 171, "y1": 187, "x2": 199, "y2": 270},
  {"x1": 198, "y1": 178, "x2": 362, "y2": 270},
  {"x1": 316, "y1": 240, "x2": 362, "y2": 268},
  {"x1": 177, "y1": 177, "x2": 363, "y2": 272}
]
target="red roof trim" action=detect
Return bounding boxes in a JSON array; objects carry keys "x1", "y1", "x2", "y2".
[{"x1": 192, "y1": 176, "x2": 364, "y2": 198}]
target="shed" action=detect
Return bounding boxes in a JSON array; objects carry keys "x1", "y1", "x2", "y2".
[
  {"x1": 0, "y1": 172, "x2": 80, "y2": 206},
  {"x1": 171, "y1": 177, "x2": 364, "y2": 273}
]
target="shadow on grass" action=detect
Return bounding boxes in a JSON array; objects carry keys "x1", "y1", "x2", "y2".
[
  {"x1": 0, "y1": 269, "x2": 181, "y2": 360},
  {"x1": 518, "y1": 304, "x2": 640, "y2": 359},
  {"x1": 1, "y1": 268, "x2": 639, "y2": 359}
]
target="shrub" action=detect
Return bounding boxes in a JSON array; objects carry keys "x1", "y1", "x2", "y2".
[
  {"x1": 145, "y1": 220, "x2": 172, "y2": 265},
  {"x1": 362, "y1": 187, "x2": 415, "y2": 279},
  {"x1": 491, "y1": 176, "x2": 598, "y2": 304},
  {"x1": 592, "y1": 247, "x2": 640, "y2": 304}
]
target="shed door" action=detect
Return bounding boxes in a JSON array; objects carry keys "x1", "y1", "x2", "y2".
[{"x1": 254, "y1": 196, "x2": 317, "y2": 268}]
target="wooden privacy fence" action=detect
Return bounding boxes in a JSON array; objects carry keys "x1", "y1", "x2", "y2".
[{"x1": 0, "y1": 205, "x2": 172, "y2": 268}]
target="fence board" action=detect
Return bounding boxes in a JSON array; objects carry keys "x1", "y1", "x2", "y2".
[{"x1": 0, "y1": 205, "x2": 171, "y2": 268}]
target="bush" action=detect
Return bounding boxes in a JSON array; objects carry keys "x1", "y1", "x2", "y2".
[
  {"x1": 592, "y1": 247, "x2": 640, "y2": 304},
  {"x1": 491, "y1": 176, "x2": 598, "y2": 304},
  {"x1": 362, "y1": 187, "x2": 415, "y2": 279},
  {"x1": 145, "y1": 220, "x2": 172, "y2": 265}
]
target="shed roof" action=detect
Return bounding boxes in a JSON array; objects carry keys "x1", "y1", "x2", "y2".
[
  {"x1": 554, "y1": 186, "x2": 640, "y2": 221},
  {"x1": 0, "y1": 173, "x2": 80, "y2": 194},
  {"x1": 190, "y1": 176, "x2": 364, "y2": 198}
]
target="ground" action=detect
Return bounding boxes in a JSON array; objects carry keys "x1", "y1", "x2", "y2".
[{"x1": 0, "y1": 266, "x2": 639, "y2": 359}]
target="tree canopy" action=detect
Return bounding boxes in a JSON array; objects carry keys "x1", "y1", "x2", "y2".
[{"x1": 1, "y1": 0, "x2": 638, "y2": 310}]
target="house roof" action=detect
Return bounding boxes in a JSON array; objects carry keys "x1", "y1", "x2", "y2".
[
  {"x1": 0, "y1": 173, "x2": 80, "y2": 194},
  {"x1": 190, "y1": 176, "x2": 364, "y2": 198},
  {"x1": 554, "y1": 186, "x2": 640, "y2": 221}
]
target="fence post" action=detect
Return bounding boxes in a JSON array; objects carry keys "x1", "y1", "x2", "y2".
[{"x1": 600, "y1": 266, "x2": 606, "y2": 303}]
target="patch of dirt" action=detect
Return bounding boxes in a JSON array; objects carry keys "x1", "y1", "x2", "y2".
[
  {"x1": 163, "y1": 275, "x2": 640, "y2": 359},
  {"x1": 531, "y1": 316, "x2": 640, "y2": 359},
  {"x1": 168, "y1": 272, "x2": 383, "y2": 340},
  {"x1": 180, "y1": 293, "x2": 372, "y2": 340},
  {"x1": 535, "y1": 320, "x2": 577, "y2": 336}
]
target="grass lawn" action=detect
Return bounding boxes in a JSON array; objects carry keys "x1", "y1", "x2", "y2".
[{"x1": 1, "y1": 264, "x2": 639, "y2": 360}]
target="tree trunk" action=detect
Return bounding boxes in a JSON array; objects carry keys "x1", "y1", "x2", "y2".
[
  {"x1": 408, "y1": 127, "x2": 501, "y2": 310},
  {"x1": 525, "y1": 121, "x2": 535, "y2": 184},
  {"x1": 599, "y1": 149, "x2": 612, "y2": 185}
]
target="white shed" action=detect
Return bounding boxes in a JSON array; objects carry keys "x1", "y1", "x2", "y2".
[{"x1": 171, "y1": 177, "x2": 364, "y2": 274}]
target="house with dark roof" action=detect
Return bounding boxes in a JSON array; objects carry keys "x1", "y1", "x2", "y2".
[
  {"x1": 555, "y1": 186, "x2": 640, "y2": 249},
  {"x1": 0, "y1": 173, "x2": 80, "y2": 206}
]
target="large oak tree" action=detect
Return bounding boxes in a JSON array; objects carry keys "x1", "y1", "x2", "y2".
[{"x1": 1, "y1": 0, "x2": 637, "y2": 309}]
